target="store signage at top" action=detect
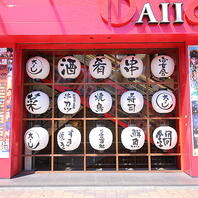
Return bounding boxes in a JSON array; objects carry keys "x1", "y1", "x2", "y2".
[{"x1": 99, "y1": 0, "x2": 198, "y2": 26}]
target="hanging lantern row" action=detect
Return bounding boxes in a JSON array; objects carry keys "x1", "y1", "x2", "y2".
[
  {"x1": 24, "y1": 125, "x2": 177, "y2": 152},
  {"x1": 25, "y1": 89, "x2": 176, "y2": 115},
  {"x1": 26, "y1": 54, "x2": 175, "y2": 81}
]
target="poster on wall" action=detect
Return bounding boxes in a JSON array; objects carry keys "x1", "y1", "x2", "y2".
[{"x1": 0, "y1": 48, "x2": 13, "y2": 158}]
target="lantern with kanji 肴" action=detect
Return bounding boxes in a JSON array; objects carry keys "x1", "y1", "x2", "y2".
[
  {"x1": 121, "y1": 125, "x2": 145, "y2": 150},
  {"x1": 57, "y1": 90, "x2": 81, "y2": 115},
  {"x1": 89, "y1": 89, "x2": 112, "y2": 114},
  {"x1": 25, "y1": 90, "x2": 49, "y2": 114},
  {"x1": 26, "y1": 56, "x2": 50, "y2": 80},
  {"x1": 152, "y1": 89, "x2": 176, "y2": 113},
  {"x1": 24, "y1": 126, "x2": 49, "y2": 151},
  {"x1": 120, "y1": 90, "x2": 144, "y2": 114},
  {"x1": 153, "y1": 126, "x2": 177, "y2": 150},
  {"x1": 57, "y1": 124, "x2": 81, "y2": 151},
  {"x1": 89, "y1": 125, "x2": 113, "y2": 151},
  {"x1": 58, "y1": 56, "x2": 81, "y2": 80},
  {"x1": 120, "y1": 55, "x2": 143, "y2": 80},
  {"x1": 151, "y1": 54, "x2": 175, "y2": 78},
  {"x1": 89, "y1": 55, "x2": 112, "y2": 80}
]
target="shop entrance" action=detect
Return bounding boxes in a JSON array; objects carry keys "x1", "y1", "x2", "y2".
[{"x1": 19, "y1": 45, "x2": 183, "y2": 173}]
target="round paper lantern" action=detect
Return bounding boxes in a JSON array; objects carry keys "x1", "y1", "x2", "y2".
[
  {"x1": 153, "y1": 126, "x2": 177, "y2": 150},
  {"x1": 25, "y1": 90, "x2": 49, "y2": 114},
  {"x1": 57, "y1": 125, "x2": 81, "y2": 151},
  {"x1": 26, "y1": 56, "x2": 50, "y2": 80},
  {"x1": 89, "y1": 90, "x2": 112, "y2": 114},
  {"x1": 120, "y1": 90, "x2": 144, "y2": 114},
  {"x1": 89, "y1": 55, "x2": 112, "y2": 80},
  {"x1": 120, "y1": 55, "x2": 143, "y2": 80},
  {"x1": 24, "y1": 126, "x2": 49, "y2": 151},
  {"x1": 152, "y1": 89, "x2": 176, "y2": 113},
  {"x1": 121, "y1": 125, "x2": 145, "y2": 150},
  {"x1": 58, "y1": 56, "x2": 81, "y2": 80},
  {"x1": 57, "y1": 90, "x2": 81, "y2": 114},
  {"x1": 151, "y1": 55, "x2": 175, "y2": 78},
  {"x1": 89, "y1": 125, "x2": 113, "y2": 151}
]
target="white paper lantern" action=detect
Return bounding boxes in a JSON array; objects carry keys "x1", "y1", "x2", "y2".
[
  {"x1": 25, "y1": 90, "x2": 49, "y2": 114},
  {"x1": 153, "y1": 126, "x2": 177, "y2": 150},
  {"x1": 57, "y1": 90, "x2": 81, "y2": 114},
  {"x1": 120, "y1": 55, "x2": 143, "y2": 79},
  {"x1": 89, "y1": 90, "x2": 112, "y2": 114},
  {"x1": 26, "y1": 56, "x2": 50, "y2": 80},
  {"x1": 24, "y1": 126, "x2": 49, "y2": 151},
  {"x1": 120, "y1": 90, "x2": 144, "y2": 114},
  {"x1": 152, "y1": 90, "x2": 176, "y2": 113},
  {"x1": 151, "y1": 55, "x2": 175, "y2": 78},
  {"x1": 58, "y1": 56, "x2": 81, "y2": 79},
  {"x1": 121, "y1": 125, "x2": 145, "y2": 150},
  {"x1": 89, "y1": 55, "x2": 112, "y2": 80},
  {"x1": 57, "y1": 125, "x2": 81, "y2": 151},
  {"x1": 89, "y1": 125, "x2": 113, "y2": 151}
]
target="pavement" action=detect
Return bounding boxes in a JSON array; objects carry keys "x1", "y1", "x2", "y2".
[{"x1": 1, "y1": 172, "x2": 198, "y2": 197}]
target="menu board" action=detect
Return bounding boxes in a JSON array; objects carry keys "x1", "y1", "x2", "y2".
[{"x1": 0, "y1": 58, "x2": 8, "y2": 142}]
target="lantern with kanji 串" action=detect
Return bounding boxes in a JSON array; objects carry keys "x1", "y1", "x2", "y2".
[
  {"x1": 26, "y1": 56, "x2": 50, "y2": 80},
  {"x1": 120, "y1": 55, "x2": 143, "y2": 80},
  {"x1": 89, "y1": 89, "x2": 112, "y2": 114},
  {"x1": 151, "y1": 54, "x2": 175, "y2": 78},
  {"x1": 25, "y1": 90, "x2": 49, "y2": 114},
  {"x1": 153, "y1": 126, "x2": 177, "y2": 150},
  {"x1": 57, "y1": 90, "x2": 81, "y2": 115},
  {"x1": 89, "y1": 55, "x2": 112, "y2": 80},
  {"x1": 57, "y1": 124, "x2": 81, "y2": 151},
  {"x1": 24, "y1": 126, "x2": 49, "y2": 151},
  {"x1": 58, "y1": 56, "x2": 81, "y2": 80},
  {"x1": 121, "y1": 125, "x2": 145, "y2": 150},
  {"x1": 89, "y1": 125, "x2": 113, "y2": 151},
  {"x1": 152, "y1": 89, "x2": 176, "y2": 113}
]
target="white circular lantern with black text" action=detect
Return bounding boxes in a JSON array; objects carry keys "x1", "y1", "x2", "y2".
[
  {"x1": 57, "y1": 90, "x2": 81, "y2": 114},
  {"x1": 25, "y1": 90, "x2": 49, "y2": 114},
  {"x1": 26, "y1": 56, "x2": 50, "y2": 80},
  {"x1": 151, "y1": 55, "x2": 175, "y2": 78},
  {"x1": 153, "y1": 126, "x2": 177, "y2": 150},
  {"x1": 57, "y1": 125, "x2": 81, "y2": 151},
  {"x1": 58, "y1": 56, "x2": 81, "y2": 79},
  {"x1": 152, "y1": 90, "x2": 176, "y2": 113},
  {"x1": 89, "y1": 90, "x2": 112, "y2": 114},
  {"x1": 120, "y1": 55, "x2": 143, "y2": 79},
  {"x1": 89, "y1": 55, "x2": 112, "y2": 80},
  {"x1": 120, "y1": 90, "x2": 144, "y2": 114},
  {"x1": 121, "y1": 126, "x2": 145, "y2": 150},
  {"x1": 24, "y1": 126, "x2": 49, "y2": 151},
  {"x1": 89, "y1": 126, "x2": 113, "y2": 151}
]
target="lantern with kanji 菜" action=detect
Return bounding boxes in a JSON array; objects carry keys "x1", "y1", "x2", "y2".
[
  {"x1": 25, "y1": 90, "x2": 49, "y2": 114},
  {"x1": 57, "y1": 125, "x2": 81, "y2": 151},
  {"x1": 153, "y1": 126, "x2": 177, "y2": 150},
  {"x1": 89, "y1": 125, "x2": 113, "y2": 151},
  {"x1": 26, "y1": 56, "x2": 50, "y2": 80},
  {"x1": 120, "y1": 90, "x2": 144, "y2": 114},
  {"x1": 89, "y1": 89, "x2": 112, "y2": 114},
  {"x1": 24, "y1": 126, "x2": 49, "y2": 151},
  {"x1": 58, "y1": 56, "x2": 81, "y2": 80},
  {"x1": 121, "y1": 125, "x2": 145, "y2": 150},
  {"x1": 151, "y1": 54, "x2": 175, "y2": 78},
  {"x1": 57, "y1": 90, "x2": 81, "y2": 115},
  {"x1": 89, "y1": 55, "x2": 112, "y2": 80},
  {"x1": 120, "y1": 55, "x2": 143, "y2": 80},
  {"x1": 152, "y1": 89, "x2": 176, "y2": 113}
]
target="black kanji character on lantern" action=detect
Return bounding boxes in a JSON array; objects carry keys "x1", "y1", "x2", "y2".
[
  {"x1": 156, "y1": 130, "x2": 164, "y2": 147},
  {"x1": 66, "y1": 129, "x2": 74, "y2": 147},
  {"x1": 131, "y1": 138, "x2": 139, "y2": 148},
  {"x1": 95, "y1": 92, "x2": 105, "y2": 112},
  {"x1": 60, "y1": 58, "x2": 77, "y2": 76},
  {"x1": 93, "y1": 57, "x2": 107, "y2": 75},
  {"x1": 99, "y1": 129, "x2": 105, "y2": 149},
  {"x1": 162, "y1": 130, "x2": 172, "y2": 147},
  {"x1": 26, "y1": 93, "x2": 41, "y2": 112},
  {"x1": 158, "y1": 57, "x2": 169, "y2": 76},
  {"x1": 59, "y1": 131, "x2": 65, "y2": 141},
  {"x1": 64, "y1": 93, "x2": 72, "y2": 112},
  {"x1": 30, "y1": 59, "x2": 43, "y2": 75},
  {"x1": 124, "y1": 57, "x2": 139, "y2": 75}
]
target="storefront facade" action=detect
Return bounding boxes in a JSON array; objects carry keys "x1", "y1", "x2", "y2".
[{"x1": 0, "y1": 0, "x2": 198, "y2": 178}]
